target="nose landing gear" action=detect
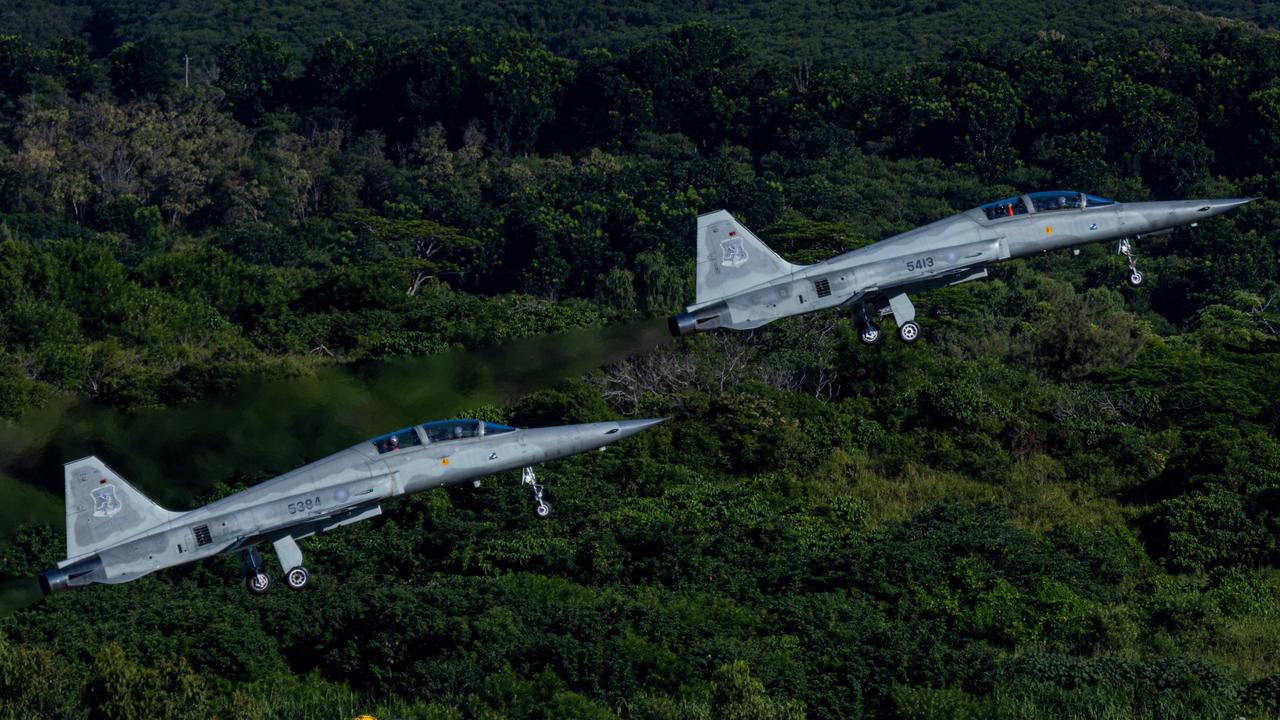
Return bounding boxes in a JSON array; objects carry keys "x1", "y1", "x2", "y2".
[
  {"x1": 1118, "y1": 238, "x2": 1144, "y2": 286},
  {"x1": 522, "y1": 466, "x2": 552, "y2": 517}
]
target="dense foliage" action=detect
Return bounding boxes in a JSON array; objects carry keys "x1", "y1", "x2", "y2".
[
  {"x1": 0, "y1": 7, "x2": 1277, "y2": 719},
  {"x1": 2, "y1": 0, "x2": 1261, "y2": 72}
]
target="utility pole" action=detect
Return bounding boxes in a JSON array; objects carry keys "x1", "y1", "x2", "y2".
[{"x1": 184, "y1": 54, "x2": 190, "y2": 88}]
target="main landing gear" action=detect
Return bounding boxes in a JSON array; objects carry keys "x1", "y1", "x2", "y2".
[
  {"x1": 857, "y1": 305, "x2": 883, "y2": 345},
  {"x1": 1118, "y1": 238, "x2": 1144, "y2": 286},
  {"x1": 241, "y1": 535, "x2": 311, "y2": 594},
  {"x1": 857, "y1": 295, "x2": 922, "y2": 345},
  {"x1": 522, "y1": 466, "x2": 552, "y2": 518},
  {"x1": 241, "y1": 546, "x2": 272, "y2": 595}
]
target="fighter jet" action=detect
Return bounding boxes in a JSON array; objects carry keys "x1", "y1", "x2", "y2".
[
  {"x1": 669, "y1": 191, "x2": 1252, "y2": 343},
  {"x1": 39, "y1": 417, "x2": 664, "y2": 595}
]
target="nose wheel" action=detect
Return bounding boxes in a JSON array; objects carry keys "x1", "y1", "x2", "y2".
[
  {"x1": 1118, "y1": 239, "x2": 1144, "y2": 286},
  {"x1": 522, "y1": 466, "x2": 552, "y2": 518}
]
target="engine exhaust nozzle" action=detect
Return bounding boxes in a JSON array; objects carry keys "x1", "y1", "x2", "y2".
[
  {"x1": 38, "y1": 556, "x2": 105, "y2": 596},
  {"x1": 668, "y1": 302, "x2": 728, "y2": 337}
]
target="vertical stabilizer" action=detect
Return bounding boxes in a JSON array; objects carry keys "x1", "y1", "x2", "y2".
[
  {"x1": 64, "y1": 457, "x2": 179, "y2": 562},
  {"x1": 695, "y1": 210, "x2": 801, "y2": 306}
]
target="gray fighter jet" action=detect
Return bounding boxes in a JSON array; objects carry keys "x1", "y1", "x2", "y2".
[
  {"x1": 39, "y1": 417, "x2": 664, "y2": 595},
  {"x1": 669, "y1": 191, "x2": 1252, "y2": 343}
]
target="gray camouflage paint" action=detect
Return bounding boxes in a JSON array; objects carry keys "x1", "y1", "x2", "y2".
[
  {"x1": 670, "y1": 196, "x2": 1252, "y2": 335},
  {"x1": 41, "y1": 418, "x2": 665, "y2": 593}
]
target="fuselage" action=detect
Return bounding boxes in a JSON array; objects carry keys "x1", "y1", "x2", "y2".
[
  {"x1": 43, "y1": 418, "x2": 661, "y2": 591},
  {"x1": 673, "y1": 192, "x2": 1250, "y2": 334}
]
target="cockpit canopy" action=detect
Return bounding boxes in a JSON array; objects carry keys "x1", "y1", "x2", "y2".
[
  {"x1": 370, "y1": 419, "x2": 518, "y2": 454},
  {"x1": 978, "y1": 190, "x2": 1115, "y2": 220},
  {"x1": 421, "y1": 419, "x2": 516, "y2": 443}
]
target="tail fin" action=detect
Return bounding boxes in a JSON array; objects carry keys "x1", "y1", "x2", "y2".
[
  {"x1": 64, "y1": 456, "x2": 179, "y2": 561},
  {"x1": 695, "y1": 210, "x2": 801, "y2": 305}
]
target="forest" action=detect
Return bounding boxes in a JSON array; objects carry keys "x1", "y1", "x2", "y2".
[{"x1": 0, "y1": 2, "x2": 1277, "y2": 718}]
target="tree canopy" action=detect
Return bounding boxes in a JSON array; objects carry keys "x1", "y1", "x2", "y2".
[{"x1": 0, "y1": 9, "x2": 1277, "y2": 719}]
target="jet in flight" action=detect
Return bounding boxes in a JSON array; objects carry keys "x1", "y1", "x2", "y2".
[
  {"x1": 669, "y1": 191, "x2": 1251, "y2": 343},
  {"x1": 40, "y1": 417, "x2": 664, "y2": 595}
]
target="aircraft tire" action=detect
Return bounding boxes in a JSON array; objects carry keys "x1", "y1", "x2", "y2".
[
  {"x1": 1127, "y1": 270, "x2": 1144, "y2": 286},
  {"x1": 535, "y1": 502, "x2": 553, "y2": 518},
  {"x1": 285, "y1": 566, "x2": 309, "y2": 591},
  {"x1": 898, "y1": 321, "x2": 921, "y2": 343},
  {"x1": 246, "y1": 571, "x2": 272, "y2": 594},
  {"x1": 858, "y1": 324, "x2": 882, "y2": 345}
]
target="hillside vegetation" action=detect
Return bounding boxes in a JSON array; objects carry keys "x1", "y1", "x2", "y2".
[
  {"x1": 1, "y1": 0, "x2": 1275, "y2": 70},
  {"x1": 0, "y1": 10, "x2": 1276, "y2": 720}
]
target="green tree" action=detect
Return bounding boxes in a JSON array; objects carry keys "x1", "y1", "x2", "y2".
[
  {"x1": 336, "y1": 207, "x2": 480, "y2": 294},
  {"x1": 87, "y1": 644, "x2": 212, "y2": 720},
  {"x1": 215, "y1": 32, "x2": 293, "y2": 123},
  {"x1": 710, "y1": 661, "x2": 806, "y2": 720},
  {"x1": 107, "y1": 37, "x2": 171, "y2": 100}
]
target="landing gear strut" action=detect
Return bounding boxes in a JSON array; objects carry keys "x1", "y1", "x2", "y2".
[
  {"x1": 241, "y1": 546, "x2": 272, "y2": 595},
  {"x1": 857, "y1": 304, "x2": 882, "y2": 345},
  {"x1": 1118, "y1": 238, "x2": 1144, "y2": 286},
  {"x1": 522, "y1": 466, "x2": 552, "y2": 518},
  {"x1": 274, "y1": 535, "x2": 309, "y2": 591},
  {"x1": 887, "y1": 292, "x2": 921, "y2": 343}
]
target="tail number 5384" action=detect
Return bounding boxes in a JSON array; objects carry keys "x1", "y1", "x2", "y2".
[{"x1": 288, "y1": 497, "x2": 322, "y2": 514}]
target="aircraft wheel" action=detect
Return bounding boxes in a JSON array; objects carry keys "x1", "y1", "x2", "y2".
[
  {"x1": 858, "y1": 324, "x2": 882, "y2": 345},
  {"x1": 1127, "y1": 270, "x2": 1144, "y2": 287},
  {"x1": 898, "y1": 320, "x2": 921, "y2": 343},
  {"x1": 246, "y1": 571, "x2": 272, "y2": 595},
  {"x1": 535, "y1": 502, "x2": 553, "y2": 518},
  {"x1": 285, "y1": 566, "x2": 309, "y2": 591}
]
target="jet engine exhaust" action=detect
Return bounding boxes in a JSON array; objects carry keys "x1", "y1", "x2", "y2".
[
  {"x1": 668, "y1": 302, "x2": 728, "y2": 337},
  {"x1": 37, "y1": 555, "x2": 104, "y2": 596},
  {"x1": 0, "y1": 577, "x2": 45, "y2": 616}
]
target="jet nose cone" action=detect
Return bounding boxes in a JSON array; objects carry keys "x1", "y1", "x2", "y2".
[
  {"x1": 1201, "y1": 197, "x2": 1253, "y2": 216},
  {"x1": 615, "y1": 417, "x2": 668, "y2": 438}
]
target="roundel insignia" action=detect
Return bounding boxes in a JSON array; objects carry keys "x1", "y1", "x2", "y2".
[
  {"x1": 335, "y1": 488, "x2": 350, "y2": 503},
  {"x1": 442, "y1": 458, "x2": 449, "y2": 466}
]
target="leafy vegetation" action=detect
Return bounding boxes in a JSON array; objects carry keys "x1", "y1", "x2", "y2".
[
  {"x1": 4, "y1": 0, "x2": 1275, "y2": 72},
  {"x1": 0, "y1": 6, "x2": 1277, "y2": 719}
]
